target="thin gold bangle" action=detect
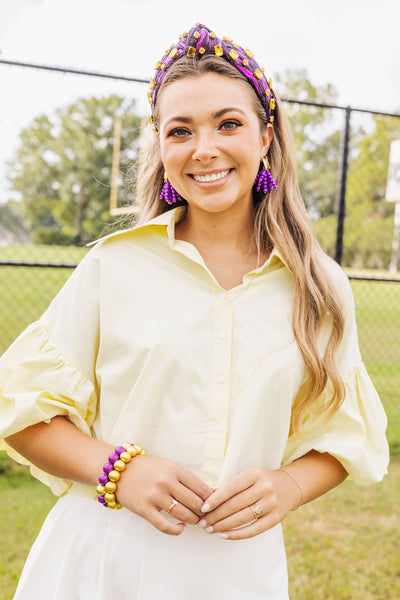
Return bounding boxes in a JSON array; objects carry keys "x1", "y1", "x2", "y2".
[{"x1": 278, "y1": 467, "x2": 304, "y2": 509}]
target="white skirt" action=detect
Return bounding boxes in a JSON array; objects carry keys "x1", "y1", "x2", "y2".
[{"x1": 14, "y1": 494, "x2": 289, "y2": 599}]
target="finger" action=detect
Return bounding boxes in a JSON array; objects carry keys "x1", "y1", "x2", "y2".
[
  {"x1": 178, "y1": 468, "x2": 213, "y2": 501},
  {"x1": 203, "y1": 505, "x2": 256, "y2": 533},
  {"x1": 201, "y1": 486, "x2": 258, "y2": 525},
  {"x1": 200, "y1": 470, "x2": 256, "y2": 513},
  {"x1": 164, "y1": 495, "x2": 200, "y2": 525},
  {"x1": 174, "y1": 482, "x2": 207, "y2": 517},
  {"x1": 219, "y1": 512, "x2": 280, "y2": 541},
  {"x1": 148, "y1": 508, "x2": 186, "y2": 536}
]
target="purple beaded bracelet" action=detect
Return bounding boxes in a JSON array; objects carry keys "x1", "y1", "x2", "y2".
[{"x1": 96, "y1": 443, "x2": 146, "y2": 509}]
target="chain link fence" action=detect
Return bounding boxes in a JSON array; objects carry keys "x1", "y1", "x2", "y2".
[{"x1": 0, "y1": 60, "x2": 399, "y2": 451}]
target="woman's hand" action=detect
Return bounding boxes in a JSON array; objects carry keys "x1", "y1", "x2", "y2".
[
  {"x1": 116, "y1": 455, "x2": 214, "y2": 536},
  {"x1": 196, "y1": 467, "x2": 302, "y2": 540},
  {"x1": 197, "y1": 453, "x2": 348, "y2": 540},
  {"x1": 6, "y1": 417, "x2": 214, "y2": 538}
]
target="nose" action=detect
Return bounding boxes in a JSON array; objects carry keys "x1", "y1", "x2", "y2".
[{"x1": 191, "y1": 129, "x2": 218, "y2": 163}]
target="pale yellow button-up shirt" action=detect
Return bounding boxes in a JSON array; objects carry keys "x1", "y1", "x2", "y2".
[{"x1": 0, "y1": 206, "x2": 389, "y2": 500}]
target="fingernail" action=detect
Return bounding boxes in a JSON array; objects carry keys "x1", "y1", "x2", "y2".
[
  {"x1": 220, "y1": 533, "x2": 228, "y2": 539},
  {"x1": 198, "y1": 519, "x2": 207, "y2": 528},
  {"x1": 205, "y1": 526, "x2": 214, "y2": 533},
  {"x1": 201, "y1": 503, "x2": 210, "y2": 513}
]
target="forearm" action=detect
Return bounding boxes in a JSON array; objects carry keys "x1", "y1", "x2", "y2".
[
  {"x1": 274, "y1": 450, "x2": 348, "y2": 514},
  {"x1": 5, "y1": 416, "x2": 113, "y2": 487},
  {"x1": 6, "y1": 416, "x2": 214, "y2": 535}
]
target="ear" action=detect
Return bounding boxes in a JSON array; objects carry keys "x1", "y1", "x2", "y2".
[{"x1": 260, "y1": 123, "x2": 274, "y2": 157}]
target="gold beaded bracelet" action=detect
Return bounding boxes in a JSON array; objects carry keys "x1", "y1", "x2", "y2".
[{"x1": 96, "y1": 443, "x2": 146, "y2": 509}]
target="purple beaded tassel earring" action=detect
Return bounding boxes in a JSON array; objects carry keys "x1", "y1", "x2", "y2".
[
  {"x1": 253, "y1": 156, "x2": 278, "y2": 193},
  {"x1": 160, "y1": 172, "x2": 183, "y2": 204}
]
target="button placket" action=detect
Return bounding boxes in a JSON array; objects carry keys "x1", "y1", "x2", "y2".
[{"x1": 202, "y1": 292, "x2": 233, "y2": 484}]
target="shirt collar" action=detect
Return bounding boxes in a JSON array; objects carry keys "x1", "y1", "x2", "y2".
[
  {"x1": 157, "y1": 208, "x2": 291, "y2": 274},
  {"x1": 88, "y1": 206, "x2": 291, "y2": 274},
  {"x1": 87, "y1": 207, "x2": 186, "y2": 247},
  {"x1": 259, "y1": 247, "x2": 292, "y2": 274}
]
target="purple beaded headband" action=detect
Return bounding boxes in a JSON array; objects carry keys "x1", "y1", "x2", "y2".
[{"x1": 148, "y1": 23, "x2": 276, "y2": 131}]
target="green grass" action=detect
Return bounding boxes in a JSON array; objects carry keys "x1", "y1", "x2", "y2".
[
  {"x1": 0, "y1": 244, "x2": 88, "y2": 353},
  {"x1": 285, "y1": 454, "x2": 400, "y2": 599},
  {"x1": 0, "y1": 243, "x2": 88, "y2": 264},
  {"x1": 0, "y1": 246, "x2": 399, "y2": 451},
  {"x1": 0, "y1": 458, "x2": 399, "y2": 600},
  {"x1": 350, "y1": 280, "x2": 400, "y2": 453},
  {"x1": 0, "y1": 469, "x2": 56, "y2": 600},
  {"x1": 0, "y1": 266, "x2": 74, "y2": 351}
]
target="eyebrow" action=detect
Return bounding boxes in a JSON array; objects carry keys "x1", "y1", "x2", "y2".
[{"x1": 164, "y1": 107, "x2": 246, "y2": 127}]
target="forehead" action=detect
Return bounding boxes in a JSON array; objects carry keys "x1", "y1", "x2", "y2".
[{"x1": 157, "y1": 72, "x2": 258, "y2": 122}]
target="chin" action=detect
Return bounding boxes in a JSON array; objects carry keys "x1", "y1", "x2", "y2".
[{"x1": 193, "y1": 201, "x2": 238, "y2": 214}]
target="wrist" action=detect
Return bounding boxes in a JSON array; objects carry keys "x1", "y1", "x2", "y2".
[
  {"x1": 275, "y1": 467, "x2": 304, "y2": 512},
  {"x1": 96, "y1": 443, "x2": 146, "y2": 509}
]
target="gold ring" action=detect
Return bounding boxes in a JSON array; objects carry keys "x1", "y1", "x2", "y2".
[
  {"x1": 167, "y1": 498, "x2": 179, "y2": 513},
  {"x1": 250, "y1": 503, "x2": 263, "y2": 519}
]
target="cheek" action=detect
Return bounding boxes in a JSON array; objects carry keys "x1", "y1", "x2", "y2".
[
  {"x1": 162, "y1": 149, "x2": 178, "y2": 170},
  {"x1": 236, "y1": 139, "x2": 262, "y2": 171},
  {"x1": 162, "y1": 141, "x2": 190, "y2": 167}
]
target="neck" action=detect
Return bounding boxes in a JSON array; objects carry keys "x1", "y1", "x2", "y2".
[{"x1": 175, "y1": 204, "x2": 257, "y2": 257}]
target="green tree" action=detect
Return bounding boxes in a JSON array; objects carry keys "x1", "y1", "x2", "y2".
[
  {"x1": 276, "y1": 70, "x2": 400, "y2": 269},
  {"x1": 275, "y1": 69, "x2": 341, "y2": 219},
  {"x1": 313, "y1": 115, "x2": 400, "y2": 269},
  {"x1": 8, "y1": 95, "x2": 141, "y2": 245},
  {"x1": 342, "y1": 115, "x2": 400, "y2": 268},
  {"x1": 0, "y1": 200, "x2": 27, "y2": 238}
]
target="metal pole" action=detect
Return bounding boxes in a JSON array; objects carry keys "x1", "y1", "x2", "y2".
[
  {"x1": 335, "y1": 107, "x2": 352, "y2": 264},
  {"x1": 109, "y1": 118, "x2": 121, "y2": 214}
]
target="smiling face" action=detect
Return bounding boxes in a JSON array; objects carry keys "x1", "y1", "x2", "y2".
[{"x1": 157, "y1": 72, "x2": 273, "y2": 219}]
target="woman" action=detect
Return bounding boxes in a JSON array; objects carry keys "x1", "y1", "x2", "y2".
[{"x1": 0, "y1": 24, "x2": 388, "y2": 599}]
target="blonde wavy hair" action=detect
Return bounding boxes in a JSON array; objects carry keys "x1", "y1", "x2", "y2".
[{"x1": 132, "y1": 56, "x2": 345, "y2": 434}]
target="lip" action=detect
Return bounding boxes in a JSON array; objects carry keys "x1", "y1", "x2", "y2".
[{"x1": 189, "y1": 168, "x2": 233, "y2": 187}]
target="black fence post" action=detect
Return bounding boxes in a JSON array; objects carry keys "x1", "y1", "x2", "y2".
[{"x1": 335, "y1": 106, "x2": 352, "y2": 265}]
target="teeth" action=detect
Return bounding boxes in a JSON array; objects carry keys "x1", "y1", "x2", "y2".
[{"x1": 193, "y1": 169, "x2": 229, "y2": 183}]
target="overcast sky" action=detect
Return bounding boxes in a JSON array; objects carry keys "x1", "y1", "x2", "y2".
[
  {"x1": 2, "y1": 0, "x2": 399, "y2": 110},
  {"x1": 0, "y1": 0, "x2": 399, "y2": 202}
]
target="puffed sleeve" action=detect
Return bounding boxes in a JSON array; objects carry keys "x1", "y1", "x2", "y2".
[
  {"x1": 282, "y1": 260, "x2": 389, "y2": 485},
  {"x1": 0, "y1": 249, "x2": 100, "y2": 495}
]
